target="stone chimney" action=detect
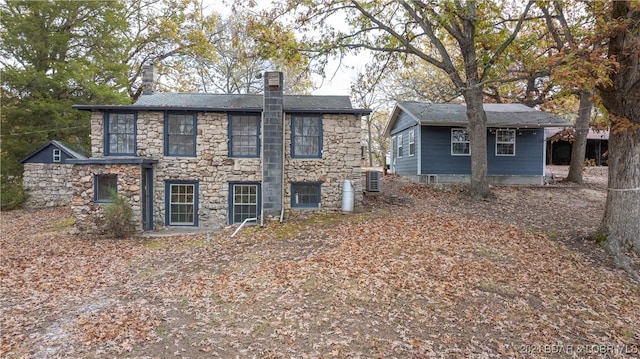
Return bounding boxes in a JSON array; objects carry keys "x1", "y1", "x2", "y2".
[
  {"x1": 142, "y1": 64, "x2": 156, "y2": 95},
  {"x1": 261, "y1": 72, "x2": 284, "y2": 218}
]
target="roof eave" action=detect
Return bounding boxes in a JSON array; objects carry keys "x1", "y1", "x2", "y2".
[
  {"x1": 72, "y1": 105, "x2": 371, "y2": 115},
  {"x1": 383, "y1": 103, "x2": 404, "y2": 137},
  {"x1": 417, "y1": 120, "x2": 573, "y2": 128},
  {"x1": 67, "y1": 157, "x2": 159, "y2": 165},
  {"x1": 285, "y1": 108, "x2": 372, "y2": 115},
  {"x1": 72, "y1": 105, "x2": 263, "y2": 113}
]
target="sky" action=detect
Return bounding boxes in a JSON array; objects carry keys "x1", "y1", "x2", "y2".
[
  {"x1": 209, "y1": 0, "x2": 360, "y2": 97},
  {"x1": 310, "y1": 56, "x2": 362, "y2": 96}
]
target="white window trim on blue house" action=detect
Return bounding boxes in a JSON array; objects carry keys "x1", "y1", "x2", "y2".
[
  {"x1": 165, "y1": 112, "x2": 197, "y2": 157},
  {"x1": 53, "y1": 149, "x2": 61, "y2": 162},
  {"x1": 451, "y1": 128, "x2": 470, "y2": 156},
  {"x1": 408, "y1": 129, "x2": 415, "y2": 157},
  {"x1": 495, "y1": 129, "x2": 516, "y2": 156},
  {"x1": 397, "y1": 133, "x2": 403, "y2": 158}
]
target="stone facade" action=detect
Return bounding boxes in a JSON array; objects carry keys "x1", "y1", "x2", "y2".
[
  {"x1": 22, "y1": 163, "x2": 75, "y2": 208},
  {"x1": 284, "y1": 114, "x2": 363, "y2": 210},
  {"x1": 70, "y1": 164, "x2": 142, "y2": 233},
  {"x1": 76, "y1": 109, "x2": 362, "y2": 231}
]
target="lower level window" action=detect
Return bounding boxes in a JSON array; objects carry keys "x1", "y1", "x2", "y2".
[
  {"x1": 231, "y1": 184, "x2": 259, "y2": 223},
  {"x1": 166, "y1": 182, "x2": 198, "y2": 226},
  {"x1": 291, "y1": 182, "x2": 321, "y2": 208},
  {"x1": 95, "y1": 174, "x2": 117, "y2": 202}
]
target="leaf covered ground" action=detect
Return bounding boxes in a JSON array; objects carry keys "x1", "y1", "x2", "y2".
[{"x1": 1, "y1": 166, "x2": 639, "y2": 358}]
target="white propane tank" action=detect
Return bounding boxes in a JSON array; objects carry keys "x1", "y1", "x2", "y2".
[{"x1": 342, "y1": 179, "x2": 354, "y2": 212}]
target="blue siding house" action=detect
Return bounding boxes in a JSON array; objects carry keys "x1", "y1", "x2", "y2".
[{"x1": 385, "y1": 102, "x2": 572, "y2": 185}]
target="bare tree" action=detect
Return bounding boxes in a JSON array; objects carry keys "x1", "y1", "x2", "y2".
[{"x1": 245, "y1": 0, "x2": 535, "y2": 198}]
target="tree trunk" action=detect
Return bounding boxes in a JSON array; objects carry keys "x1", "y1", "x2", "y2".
[
  {"x1": 464, "y1": 88, "x2": 491, "y2": 199},
  {"x1": 601, "y1": 128, "x2": 640, "y2": 256},
  {"x1": 597, "y1": 1, "x2": 640, "y2": 258},
  {"x1": 566, "y1": 91, "x2": 593, "y2": 184}
]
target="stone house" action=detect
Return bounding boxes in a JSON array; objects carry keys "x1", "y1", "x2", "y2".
[{"x1": 66, "y1": 71, "x2": 370, "y2": 232}]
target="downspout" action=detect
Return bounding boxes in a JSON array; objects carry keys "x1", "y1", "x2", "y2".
[
  {"x1": 260, "y1": 110, "x2": 265, "y2": 227},
  {"x1": 280, "y1": 111, "x2": 286, "y2": 223},
  {"x1": 416, "y1": 124, "x2": 421, "y2": 175}
]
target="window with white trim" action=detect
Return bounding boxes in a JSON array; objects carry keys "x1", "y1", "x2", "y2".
[
  {"x1": 397, "y1": 133, "x2": 403, "y2": 158},
  {"x1": 451, "y1": 128, "x2": 470, "y2": 155},
  {"x1": 231, "y1": 184, "x2": 259, "y2": 223},
  {"x1": 495, "y1": 129, "x2": 516, "y2": 156},
  {"x1": 53, "y1": 149, "x2": 61, "y2": 162},
  {"x1": 408, "y1": 130, "x2": 415, "y2": 156},
  {"x1": 391, "y1": 136, "x2": 397, "y2": 161},
  {"x1": 167, "y1": 182, "x2": 197, "y2": 225}
]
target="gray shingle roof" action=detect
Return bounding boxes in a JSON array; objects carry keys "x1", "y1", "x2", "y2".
[
  {"x1": 396, "y1": 102, "x2": 572, "y2": 128},
  {"x1": 74, "y1": 93, "x2": 368, "y2": 114},
  {"x1": 134, "y1": 93, "x2": 355, "y2": 111}
]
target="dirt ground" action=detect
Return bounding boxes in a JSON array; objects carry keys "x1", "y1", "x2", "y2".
[{"x1": 1, "y1": 166, "x2": 639, "y2": 358}]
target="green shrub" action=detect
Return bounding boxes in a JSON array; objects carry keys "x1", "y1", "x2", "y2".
[
  {"x1": 103, "y1": 189, "x2": 134, "y2": 238},
  {"x1": 594, "y1": 229, "x2": 608, "y2": 244},
  {"x1": 1, "y1": 175, "x2": 28, "y2": 211}
]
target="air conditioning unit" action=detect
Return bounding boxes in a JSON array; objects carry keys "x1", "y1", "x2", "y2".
[{"x1": 366, "y1": 171, "x2": 381, "y2": 192}]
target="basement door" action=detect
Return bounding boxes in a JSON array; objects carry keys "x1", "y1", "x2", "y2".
[{"x1": 141, "y1": 165, "x2": 154, "y2": 230}]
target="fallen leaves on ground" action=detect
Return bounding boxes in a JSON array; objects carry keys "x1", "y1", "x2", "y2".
[{"x1": 1, "y1": 167, "x2": 638, "y2": 358}]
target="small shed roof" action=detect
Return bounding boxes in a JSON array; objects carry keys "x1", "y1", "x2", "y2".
[
  {"x1": 385, "y1": 102, "x2": 573, "y2": 137},
  {"x1": 74, "y1": 93, "x2": 371, "y2": 115},
  {"x1": 20, "y1": 140, "x2": 87, "y2": 164},
  {"x1": 545, "y1": 127, "x2": 610, "y2": 141}
]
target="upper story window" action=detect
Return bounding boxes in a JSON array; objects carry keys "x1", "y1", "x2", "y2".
[
  {"x1": 409, "y1": 130, "x2": 415, "y2": 156},
  {"x1": 165, "y1": 113, "x2": 196, "y2": 156},
  {"x1": 451, "y1": 128, "x2": 470, "y2": 156},
  {"x1": 229, "y1": 114, "x2": 260, "y2": 157},
  {"x1": 52, "y1": 149, "x2": 61, "y2": 162},
  {"x1": 105, "y1": 113, "x2": 136, "y2": 155},
  {"x1": 397, "y1": 133, "x2": 403, "y2": 158},
  {"x1": 496, "y1": 129, "x2": 516, "y2": 156},
  {"x1": 291, "y1": 115, "x2": 322, "y2": 158}
]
